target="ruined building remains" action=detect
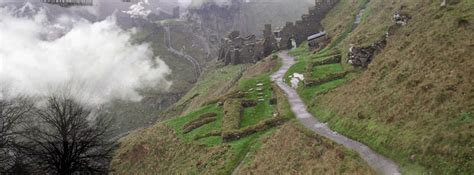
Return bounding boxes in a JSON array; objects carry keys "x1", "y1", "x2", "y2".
[
  {"x1": 218, "y1": 31, "x2": 264, "y2": 65},
  {"x1": 173, "y1": 7, "x2": 180, "y2": 19},
  {"x1": 307, "y1": 31, "x2": 328, "y2": 49},
  {"x1": 274, "y1": 0, "x2": 339, "y2": 49},
  {"x1": 218, "y1": 0, "x2": 339, "y2": 65}
]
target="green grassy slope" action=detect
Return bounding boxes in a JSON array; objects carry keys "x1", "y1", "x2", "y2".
[
  {"x1": 286, "y1": 0, "x2": 474, "y2": 174},
  {"x1": 111, "y1": 56, "x2": 375, "y2": 174}
]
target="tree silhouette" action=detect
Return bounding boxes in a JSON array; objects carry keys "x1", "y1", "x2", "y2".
[
  {"x1": 0, "y1": 97, "x2": 33, "y2": 171},
  {"x1": 19, "y1": 95, "x2": 114, "y2": 174}
]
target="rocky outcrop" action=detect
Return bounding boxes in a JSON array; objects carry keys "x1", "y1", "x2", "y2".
[
  {"x1": 392, "y1": 11, "x2": 409, "y2": 26},
  {"x1": 348, "y1": 10, "x2": 410, "y2": 68},
  {"x1": 348, "y1": 37, "x2": 387, "y2": 68}
]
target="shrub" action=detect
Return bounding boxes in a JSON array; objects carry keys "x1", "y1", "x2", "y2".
[{"x1": 272, "y1": 54, "x2": 278, "y2": 60}]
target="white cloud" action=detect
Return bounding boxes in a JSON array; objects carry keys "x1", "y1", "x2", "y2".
[{"x1": 0, "y1": 5, "x2": 171, "y2": 105}]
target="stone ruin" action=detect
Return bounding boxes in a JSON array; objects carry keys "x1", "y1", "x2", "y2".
[
  {"x1": 218, "y1": 0, "x2": 339, "y2": 65},
  {"x1": 218, "y1": 31, "x2": 265, "y2": 65},
  {"x1": 275, "y1": 0, "x2": 340, "y2": 50}
]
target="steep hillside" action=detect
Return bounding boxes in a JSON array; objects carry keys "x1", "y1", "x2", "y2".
[
  {"x1": 111, "y1": 56, "x2": 375, "y2": 174},
  {"x1": 111, "y1": 0, "x2": 473, "y2": 174},
  {"x1": 105, "y1": 20, "x2": 213, "y2": 135},
  {"x1": 238, "y1": 123, "x2": 376, "y2": 175},
  {"x1": 286, "y1": 0, "x2": 473, "y2": 173}
]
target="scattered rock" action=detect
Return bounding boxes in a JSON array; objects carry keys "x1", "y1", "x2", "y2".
[
  {"x1": 290, "y1": 73, "x2": 305, "y2": 88},
  {"x1": 440, "y1": 0, "x2": 447, "y2": 7},
  {"x1": 410, "y1": 154, "x2": 416, "y2": 161},
  {"x1": 348, "y1": 37, "x2": 387, "y2": 68},
  {"x1": 393, "y1": 11, "x2": 409, "y2": 26}
]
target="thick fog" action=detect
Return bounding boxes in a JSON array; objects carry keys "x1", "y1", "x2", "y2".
[{"x1": 0, "y1": 3, "x2": 171, "y2": 105}]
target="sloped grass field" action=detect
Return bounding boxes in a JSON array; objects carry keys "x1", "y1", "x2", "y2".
[
  {"x1": 238, "y1": 122, "x2": 376, "y2": 175},
  {"x1": 110, "y1": 124, "x2": 235, "y2": 174},
  {"x1": 239, "y1": 75, "x2": 277, "y2": 128},
  {"x1": 166, "y1": 105, "x2": 224, "y2": 146},
  {"x1": 287, "y1": 0, "x2": 474, "y2": 174},
  {"x1": 284, "y1": 43, "x2": 348, "y2": 105},
  {"x1": 312, "y1": 63, "x2": 344, "y2": 77},
  {"x1": 111, "y1": 55, "x2": 377, "y2": 174},
  {"x1": 129, "y1": 61, "x2": 294, "y2": 173}
]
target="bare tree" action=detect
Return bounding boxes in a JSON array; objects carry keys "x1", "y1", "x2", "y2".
[
  {"x1": 19, "y1": 95, "x2": 114, "y2": 174},
  {"x1": 0, "y1": 97, "x2": 33, "y2": 170}
]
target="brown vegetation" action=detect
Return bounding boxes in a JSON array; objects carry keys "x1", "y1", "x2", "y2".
[
  {"x1": 316, "y1": 0, "x2": 474, "y2": 173},
  {"x1": 237, "y1": 123, "x2": 376, "y2": 175},
  {"x1": 111, "y1": 125, "x2": 234, "y2": 174}
]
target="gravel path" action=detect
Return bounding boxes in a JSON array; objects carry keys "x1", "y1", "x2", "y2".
[
  {"x1": 164, "y1": 26, "x2": 203, "y2": 77},
  {"x1": 272, "y1": 51, "x2": 401, "y2": 175}
]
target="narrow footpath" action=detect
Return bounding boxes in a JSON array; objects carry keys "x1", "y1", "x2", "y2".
[
  {"x1": 163, "y1": 26, "x2": 203, "y2": 77},
  {"x1": 272, "y1": 51, "x2": 401, "y2": 175}
]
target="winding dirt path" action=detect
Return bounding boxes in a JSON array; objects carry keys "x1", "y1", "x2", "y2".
[
  {"x1": 272, "y1": 51, "x2": 401, "y2": 175},
  {"x1": 163, "y1": 26, "x2": 203, "y2": 77}
]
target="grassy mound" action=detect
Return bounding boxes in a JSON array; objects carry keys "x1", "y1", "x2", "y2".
[
  {"x1": 223, "y1": 99, "x2": 243, "y2": 133},
  {"x1": 182, "y1": 113, "x2": 218, "y2": 133}
]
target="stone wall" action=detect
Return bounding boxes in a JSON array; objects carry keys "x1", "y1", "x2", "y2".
[
  {"x1": 218, "y1": 31, "x2": 265, "y2": 65},
  {"x1": 278, "y1": 0, "x2": 339, "y2": 49},
  {"x1": 218, "y1": 0, "x2": 339, "y2": 65}
]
